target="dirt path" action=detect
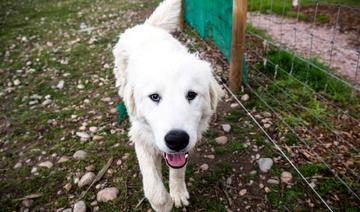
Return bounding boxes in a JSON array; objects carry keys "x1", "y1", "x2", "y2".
[{"x1": 248, "y1": 13, "x2": 360, "y2": 84}]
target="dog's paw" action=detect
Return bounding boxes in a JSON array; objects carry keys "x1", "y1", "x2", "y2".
[
  {"x1": 147, "y1": 190, "x2": 173, "y2": 212},
  {"x1": 170, "y1": 184, "x2": 190, "y2": 208},
  {"x1": 151, "y1": 198, "x2": 173, "y2": 212}
]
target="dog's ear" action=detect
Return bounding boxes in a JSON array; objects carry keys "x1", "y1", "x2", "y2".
[
  {"x1": 209, "y1": 78, "x2": 224, "y2": 111},
  {"x1": 124, "y1": 86, "x2": 136, "y2": 116}
]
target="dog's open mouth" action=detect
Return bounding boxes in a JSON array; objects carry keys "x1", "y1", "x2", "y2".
[{"x1": 163, "y1": 152, "x2": 188, "y2": 169}]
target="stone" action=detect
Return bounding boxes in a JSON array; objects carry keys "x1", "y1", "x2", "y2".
[
  {"x1": 76, "y1": 132, "x2": 90, "y2": 139},
  {"x1": 96, "y1": 187, "x2": 119, "y2": 202},
  {"x1": 21, "y1": 199, "x2": 33, "y2": 208},
  {"x1": 73, "y1": 200, "x2": 86, "y2": 212},
  {"x1": 78, "y1": 172, "x2": 96, "y2": 188},
  {"x1": 57, "y1": 80, "x2": 65, "y2": 89},
  {"x1": 92, "y1": 135, "x2": 104, "y2": 141},
  {"x1": 73, "y1": 150, "x2": 87, "y2": 160},
  {"x1": 38, "y1": 161, "x2": 53, "y2": 169},
  {"x1": 62, "y1": 208, "x2": 72, "y2": 212},
  {"x1": 239, "y1": 189, "x2": 247, "y2": 196},
  {"x1": 77, "y1": 84, "x2": 85, "y2": 89},
  {"x1": 14, "y1": 162, "x2": 22, "y2": 169},
  {"x1": 42, "y1": 99, "x2": 52, "y2": 106},
  {"x1": 230, "y1": 103, "x2": 239, "y2": 108},
  {"x1": 58, "y1": 156, "x2": 70, "y2": 163},
  {"x1": 267, "y1": 179, "x2": 280, "y2": 185},
  {"x1": 205, "y1": 155, "x2": 215, "y2": 159},
  {"x1": 31, "y1": 167, "x2": 38, "y2": 174},
  {"x1": 257, "y1": 158, "x2": 273, "y2": 173},
  {"x1": 122, "y1": 153, "x2": 130, "y2": 160},
  {"x1": 85, "y1": 165, "x2": 95, "y2": 171},
  {"x1": 14, "y1": 79, "x2": 21, "y2": 86},
  {"x1": 89, "y1": 126, "x2": 98, "y2": 133},
  {"x1": 222, "y1": 124, "x2": 231, "y2": 133},
  {"x1": 215, "y1": 136, "x2": 228, "y2": 145},
  {"x1": 64, "y1": 183, "x2": 72, "y2": 191},
  {"x1": 281, "y1": 171, "x2": 293, "y2": 184},
  {"x1": 199, "y1": 163, "x2": 209, "y2": 171},
  {"x1": 241, "y1": 94, "x2": 249, "y2": 101},
  {"x1": 116, "y1": 159, "x2": 122, "y2": 166}
]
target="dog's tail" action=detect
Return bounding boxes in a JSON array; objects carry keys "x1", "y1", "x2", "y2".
[{"x1": 145, "y1": 0, "x2": 182, "y2": 32}]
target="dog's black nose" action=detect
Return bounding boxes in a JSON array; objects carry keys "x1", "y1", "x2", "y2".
[{"x1": 165, "y1": 130, "x2": 189, "y2": 151}]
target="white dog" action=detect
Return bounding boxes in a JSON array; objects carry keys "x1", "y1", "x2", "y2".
[{"x1": 113, "y1": 0, "x2": 222, "y2": 211}]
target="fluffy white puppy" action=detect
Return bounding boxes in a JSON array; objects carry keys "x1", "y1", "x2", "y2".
[{"x1": 113, "y1": 0, "x2": 222, "y2": 211}]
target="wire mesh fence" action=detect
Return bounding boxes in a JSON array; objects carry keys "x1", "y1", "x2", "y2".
[
  {"x1": 183, "y1": 0, "x2": 360, "y2": 210},
  {"x1": 245, "y1": 0, "x2": 360, "y2": 210}
]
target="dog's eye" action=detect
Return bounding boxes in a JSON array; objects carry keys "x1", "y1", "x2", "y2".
[
  {"x1": 186, "y1": 91, "x2": 197, "y2": 101},
  {"x1": 149, "y1": 93, "x2": 161, "y2": 103}
]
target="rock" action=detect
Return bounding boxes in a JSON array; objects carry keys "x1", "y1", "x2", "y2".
[
  {"x1": 205, "y1": 155, "x2": 215, "y2": 159},
  {"x1": 267, "y1": 179, "x2": 280, "y2": 185},
  {"x1": 62, "y1": 208, "x2": 72, "y2": 212},
  {"x1": 14, "y1": 79, "x2": 21, "y2": 86},
  {"x1": 92, "y1": 135, "x2": 104, "y2": 141},
  {"x1": 14, "y1": 162, "x2": 22, "y2": 169},
  {"x1": 264, "y1": 187, "x2": 271, "y2": 193},
  {"x1": 257, "y1": 158, "x2": 273, "y2": 173},
  {"x1": 309, "y1": 182, "x2": 316, "y2": 188},
  {"x1": 41, "y1": 99, "x2": 52, "y2": 106},
  {"x1": 249, "y1": 170, "x2": 257, "y2": 175},
  {"x1": 263, "y1": 123, "x2": 271, "y2": 128},
  {"x1": 89, "y1": 126, "x2": 98, "y2": 133},
  {"x1": 116, "y1": 159, "x2": 122, "y2": 166},
  {"x1": 96, "y1": 187, "x2": 119, "y2": 202},
  {"x1": 241, "y1": 94, "x2": 249, "y2": 101},
  {"x1": 85, "y1": 165, "x2": 95, "y2": 171},
  {"x1": 281, "y1": 171, "x2": 293, "y2": 184},
  {"x1": 38, "y1": 161, "x2": 53, "y2": 169},
  {"x1": 31, "y1": 167, "x2": 38, "y2": 174},
  {"x1": 239, "y1": 189, "x2": 247, "y2": 196},
  {"x1": 73, "y1": 150, "x2": 87, "y2": 160},
  {"x1": 57, "y1": 80, "x2": 65, "y2": 89},
  {"x1": 21, "y1": 199, "x2": 33, "y2": 208},
  {"x1": 58, "y1": 156, "x2": 70, "y2": 163},
  {"x1": 215, "y1": 136, "x2": 228, "y2": 145},
  {"x1": 199, "y1": 163, "x2": 209, "y2": 171},
  {"x1": 64, "y1": 183, "x2": 72, "y2": 191},
  {"x1": 77, "y1": 84, "x2": 85, "y2": 89},
  {"x1": 122, "y1": 153, "x2": 130, "y2": 160},
  {"x1": 263, "y1": 112, "x2": 272, "y2": 118},
  {"x1": 221, "y1": 124, "x2": 231, "y2": 133},
  {"x1": 230, "y1": 103, "x2": 239, "y2": 108},
  {"x1": 73, "y1": 200, "x2": 86, "y2": 212},
  {"x1": 76, "y1": 132, "x2": 90, "y2": 140},
  {"x1": 78, "y1": 172, "x2": 96, "y2": 188}
]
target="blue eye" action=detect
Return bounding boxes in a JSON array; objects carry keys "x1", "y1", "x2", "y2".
[
  {"x1": 186, "y1": 91, "x2": 197, "y2": 101},
  {"x1": 149, "y1": 93, "x2": 161, "y2": 103}
]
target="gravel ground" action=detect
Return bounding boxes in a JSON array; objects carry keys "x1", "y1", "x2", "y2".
[{"x1": 248, "y1": 13, "x2": 360, "y2": 84}]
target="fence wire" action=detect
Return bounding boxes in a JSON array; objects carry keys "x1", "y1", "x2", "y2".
[{"x1": 183, "y1": 0, "x2": 360, "y2": 210}]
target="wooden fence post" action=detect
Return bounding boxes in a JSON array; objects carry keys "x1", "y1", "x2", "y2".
[
  {"x1": 229, "y1": 0, "x2": 247, "y2": 92},
  {"x1": 179, "y1": 0, "x2": 185, "y2": 30}
]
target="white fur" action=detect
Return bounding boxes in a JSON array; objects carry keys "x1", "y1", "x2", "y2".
[{"x1": 113, "y1": 0, "x2": 222, "y2": 211}]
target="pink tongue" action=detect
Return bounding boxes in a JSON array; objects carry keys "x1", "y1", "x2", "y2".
[{"x1": 166, "y1": 153, "x2": 186, "y2": 167}]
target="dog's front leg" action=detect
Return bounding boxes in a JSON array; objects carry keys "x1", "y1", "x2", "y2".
[
  {"x1": 169, "y1": 166, "x2": 189, "y2": 207},
  {"x1": 135, "y1": 143, "x2": 173, "y2": 212}
]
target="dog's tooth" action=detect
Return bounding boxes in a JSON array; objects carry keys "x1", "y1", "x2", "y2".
[{"x1": 185, "y1": 154, "x2": 188, "y2": 158}]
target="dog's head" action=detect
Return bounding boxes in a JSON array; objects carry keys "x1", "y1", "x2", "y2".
[{"x1": 123, "y1": 52, "x2": 222, "y2": 168}]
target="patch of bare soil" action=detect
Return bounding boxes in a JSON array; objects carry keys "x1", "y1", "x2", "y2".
[
  {"x1": 248, "y1": 13, "x2": 360, "y2": 84},
  {"x1": 299, "y1": 5, "x2": 360, "y2": 47}
]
